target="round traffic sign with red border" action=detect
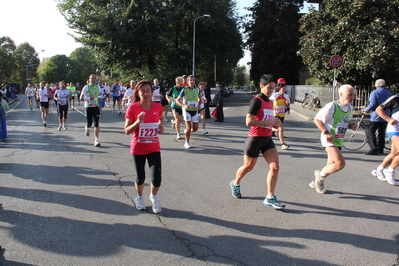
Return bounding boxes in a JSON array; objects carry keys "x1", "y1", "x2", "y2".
[{"x1": 330, "y1": 55, "x2": 343, "y2": 68}]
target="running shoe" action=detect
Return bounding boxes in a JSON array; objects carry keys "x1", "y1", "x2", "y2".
[
  {"x1": 63, "y1": 126, "x2": 67, "y2": 130},
  {"x1": 281, "y1": 143, "x2": 289, "y2": 150},
  {"x1": 202, "y1": 129, "x2": 208, "y2": 135},
  {"x1": 371, "y1": 169, "x2": 386, "y2": 182},
  {"x1": 230, "y1": 180, "x2": 242, "y2": 198},
  {"x1": 176, "y1": 133, "x2": 181, "y2": 139},
  {"x1": 43, "y1": 122, "x2": 47, "y2": 127},
  {"x1": 309, "y1": 170, "x2": 327, "y2": 194},
  {"x1": 94, "y1": 141, "x2": 101, "y2": 147},
  {"x1": 383, "y1": 169, "x2": 396, "y2": 185},
  {"x1": 263, "y1": 195, "x2": 286, "y2": 210},
  {"x1": 184, "y1": 142, "x2": 191, "y2": 149},
  {"x1": 135, "y1": 196, "x2": 146, "y2": 210},
  {"x1": 171, "y1": 119, "x2": 176, "y2": 129},
  {"x1": 149, "y1": 195, "x2": 162, "y2": 213},
  {"x1": 164, "y1": 118, "x2": 168, "y2": 122},
  {"x1": 58, "y1": 125, "x2": 62, "y2": 131},
  {"x1": 85, "y1": 126, "x2": 90, "y2": 137},
  {"x1": 118, "y1": 110, "x2": 121, "y2": 115}
]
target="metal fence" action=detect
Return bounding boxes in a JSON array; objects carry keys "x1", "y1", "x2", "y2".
[{"x1": 286, "y1": 85, "x2": 399, "y2": 111}]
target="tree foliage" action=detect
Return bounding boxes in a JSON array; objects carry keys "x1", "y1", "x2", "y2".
[
  {"x1": 244, "y1": 0, "x2": 304, "y2": 84},
  {"x1": 0, "y1": 37, "x2": 16, "y2": 82},
  {"x1": 13, "y1": 43, "x2": 40, "y2": 85},
  {"x1": 56, "y1": 0, "x2": 243, "y2": 85},
  {"x1": 39, "y1": 55, "x2": 76, "y2": 83},
  {"x1": 298, "y1": 0, "x2": 399, "y2": 86}
]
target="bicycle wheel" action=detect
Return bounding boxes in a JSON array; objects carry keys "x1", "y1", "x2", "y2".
[
  {"x1": 342, "y1": 123, "x2": 368, "y2": 151},
  {"x1": 302, "y1": 98, "x2": 309, "y2": 108}
]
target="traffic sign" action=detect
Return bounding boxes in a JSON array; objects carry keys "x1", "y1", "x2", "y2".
[{"x1": 330, "y1": 55, "x2": 343, "y2": 68}]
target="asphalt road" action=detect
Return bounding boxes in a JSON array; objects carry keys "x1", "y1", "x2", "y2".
[{"x1": 1, "y1": 92, "x2": 398, "y2": 265}]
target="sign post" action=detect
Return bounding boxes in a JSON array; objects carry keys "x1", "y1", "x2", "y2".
[{"x1": 330, "y1": 55, "x2": 343, "y2": 101}]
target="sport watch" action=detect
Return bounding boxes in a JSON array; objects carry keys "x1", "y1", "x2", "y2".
[{"x1": 323, "y1": 130, "x2": 330, "y2": 135}]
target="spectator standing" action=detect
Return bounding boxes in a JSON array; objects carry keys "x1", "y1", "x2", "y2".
[
  {"x1": 0, "y1": 93, "x2": 10, "y2": 141},
  {"x1": 203, "y1": 81, "x2": 211, "y2": 118},
  {"x1": 213, "y1": 82, "x2": 224, "y2": 122},
  {"x1": 362, "y1": 79, "x2": 392, "y2": 155}
]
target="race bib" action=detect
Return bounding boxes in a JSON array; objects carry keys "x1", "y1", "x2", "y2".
[
  {"x1": 187, "y1": 101, "x2": 198, "y2": 109},
  {"x1": 59, "y1": 99, "x2": 67, "y2": 105},
  {"x1": 262, "y1": 109, "x2": 275, "y2": 129},
  {"x1": 138, "y1": 122, "x2": 159, "y2": 143},
  {"x1": 276, "y1": 106, "x2": 285, "y2": 115},
  {"x1": 335, "y1": 122, "x2": 349, "y2": 139}
]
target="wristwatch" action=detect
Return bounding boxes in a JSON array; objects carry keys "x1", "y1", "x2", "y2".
[{"x1": 323, "y1": 130, "x2": 330, "y2": 135}]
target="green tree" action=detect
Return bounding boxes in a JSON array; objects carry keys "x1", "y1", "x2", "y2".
[
  {"x1": 56, "y1": 0, "x2": 243, "y2": 85},
  {"x1": 244, "y1": 0, "x2": 304, "y2": 84},
  {"x1": 298, "y1": 0, "x2": 399, "y2": 86},
  {"x1": 233, "y1": 65, "x2": 248, "y2": 86},
  {"x1": 69, "y1": 47, "x2": 96, "y2": 84},
  {"x1": 13, "y1": 43, "x2": 40, "y2": 86},
  {"x1": 39, "y1": 55, "x2": 76, "y2": 83},
  {"x1": 0, "y1": 36, "x2": 16, "y2": 82}
]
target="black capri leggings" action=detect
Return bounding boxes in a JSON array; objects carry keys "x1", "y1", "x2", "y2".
[
  {"x1": 58, "y1": 105, "x2": 69, "y2": 119},
  {"x1": 86, "y1": 107, "x2": 100, "y2": 128},
  {"x1": 132, "y1": 152, "x2": 162, "y2": 187}
]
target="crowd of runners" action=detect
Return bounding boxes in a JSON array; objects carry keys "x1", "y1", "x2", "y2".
[{"x1": 16, "y1": 74, "x2": 397, "y2": 213}]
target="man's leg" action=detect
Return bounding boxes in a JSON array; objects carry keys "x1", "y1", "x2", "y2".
[
  {"x1": 321, "y1": 146, "x2": 345, "y2": 176},
  {"x1": 366, "y1": 121, "x2": 378, "y2": 153},
  {"x1": 184, "y1": 121, "x2": 192, "y2": 142}
]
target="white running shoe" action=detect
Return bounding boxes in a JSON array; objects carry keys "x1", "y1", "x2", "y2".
[
  {"x1": 184, "y1": 142, "x2": 191, "y2": 149},
  {"x1": 371, "y1": 169, "x2": 386, "y2": 182},
  {"x1": 383, "y1": 169, "x2": 396, "y2": 185},
  {"x1": 85, "y1": 126, "x2": 90, "y2": 137},
  {"x1": 202, "y1": 129, "x2": 208, "y2": 135},
  {"x1": 63, "y1": 126, "x2": 67, "y2": 130},
  {"x1": 94, "y1": 141, "x2": 101, "y2": 147},
  {"x1": 135, "y1": 196, "x2": 146, "y2": 210},
  {"x1": 149, "y1": 195, "x2": 162, "y2": 213},
  {"x1": 58, "y1": 125, "x2": 62, "y2": 131},
  {"x1": 177, "y1": 133, "x2": 181, "y2": 139}
]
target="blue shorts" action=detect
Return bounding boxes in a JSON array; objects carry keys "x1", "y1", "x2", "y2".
[{"x1": 387, "y1": 132, "x2": 399, "y2": 140}]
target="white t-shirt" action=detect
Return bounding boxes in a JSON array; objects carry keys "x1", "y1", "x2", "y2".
[
  {"x1": 38, "y1": 88, "x2": 49, "y2": 102},
  {"x1": 25, "y1": 87, "x2": 35, "y2": 97},
  {"x1": 124, "y1": 88, "x2": 135, "y2": 106},
  {"x1": 315, "y1": 101, "x2": 353, "y2": 147}
]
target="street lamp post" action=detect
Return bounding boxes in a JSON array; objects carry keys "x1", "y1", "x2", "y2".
[{"x1": 192, "y1": 14, "x2": 211, "y2": 76}]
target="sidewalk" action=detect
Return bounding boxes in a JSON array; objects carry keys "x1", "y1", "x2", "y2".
[{"x1": 290, "y1": 101, "x2": 317, "y2": 123}]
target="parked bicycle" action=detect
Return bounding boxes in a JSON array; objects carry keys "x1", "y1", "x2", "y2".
[
  {"x1": 342, "y1": 114, "x2": 391, "y2": 151},
  {"x1": 302, "y1": 91, "x2": 321, "y2": 111}
]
